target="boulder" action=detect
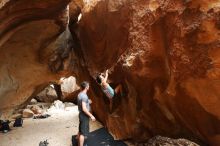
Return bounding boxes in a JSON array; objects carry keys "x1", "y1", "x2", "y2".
[
  {"x1": 22, "y1": 109, "x2": 34, "y2": 118},
  {"x1": 77, "y1": 0, "x2": 220, "y2": 145},
  {"x1": 0, "y1": 0, "x2": 220, "y2": 145},
  {"x1": 60, "y1": 76, "x2": 80, "y2": 101},
  {"x1": 36, "y1": 86, "x2": 58, "y2": 103},
  {"x1": 30, "y1": 99, "x2": 38, "y2": 105},
  {"x1": 30, "y1": 105, "x2": 42, "y2": 114},
  {"x1": 53, "y1": 100, "x2": 65, "y2": 110},
  {"x1": 145, "y1": 136, "x2": 199, "y2": 146},
  {"x1": 0, "y1": 0, "x2": 75, "y2": 115}
]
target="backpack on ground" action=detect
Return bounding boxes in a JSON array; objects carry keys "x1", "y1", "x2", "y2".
[
  {"x1": 13, "y1": 117, "x2": 23, "y2": 127},
  {"x1": 0, "y1": 120, "x2": 10, "y2": 133}
]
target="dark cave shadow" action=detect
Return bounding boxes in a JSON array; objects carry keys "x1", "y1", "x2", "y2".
[{"x1": 72, "y1": 128, "x2": 127, "y2": 146}]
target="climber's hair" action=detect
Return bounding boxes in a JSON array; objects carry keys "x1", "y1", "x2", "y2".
[
  {"x1": 96, "y1": 74, "x2": 102, "y2": 84},
  {"x1": 80, "y1": 81, "x2": 89, "y2": 90}
]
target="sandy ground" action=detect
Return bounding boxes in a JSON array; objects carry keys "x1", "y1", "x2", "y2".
[{"x1": 0, "y1": 105, "x2": 103, "y2": 146}]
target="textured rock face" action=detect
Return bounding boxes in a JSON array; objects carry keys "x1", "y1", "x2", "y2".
[
  {"x1": 78, "y1": 0, "x2": 220, "y2": 145},
  {"x1": 60, "y1": 76, "x2": 80, "y2": 101},
  {"x1": 35, "y1": 86, "x2": 58, "y2": 103},
  {"x1": 0, "y1": 0, "x2": 220, "y2": 145},
  {"x1": 0, "y1": 0, "x2": 74, "y2": 117},
  {"x1": 145, "y1": 136, "x2": 199, "y2": 146},
  {"x1": 22, "y1": 109, "x2": 34, "y2": 118}
]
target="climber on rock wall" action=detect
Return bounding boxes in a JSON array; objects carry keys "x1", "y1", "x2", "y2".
[{"x1": 96, "y1": 70, "x2": 124, "y2": 112}]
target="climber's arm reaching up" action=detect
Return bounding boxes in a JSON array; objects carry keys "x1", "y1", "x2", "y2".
[{"x1": 104, "y1": 69, "x2": 108, "y2": 83}]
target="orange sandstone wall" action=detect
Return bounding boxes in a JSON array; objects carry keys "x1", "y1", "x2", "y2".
[
  {"x1": 78, "y1": 0, "x2": 220, "y2": 145},
  {"x1": 0, "y1": 0, "x2": 74, "y2": 115}
]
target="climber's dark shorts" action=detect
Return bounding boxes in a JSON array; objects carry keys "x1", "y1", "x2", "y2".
[{"x1": 79, "y1": 112, "x2": 89, "y2": 136}]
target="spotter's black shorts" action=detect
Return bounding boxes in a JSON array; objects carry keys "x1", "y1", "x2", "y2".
[{"x1": 79, "y1": 112, "x2": 89, "y2": 136}]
